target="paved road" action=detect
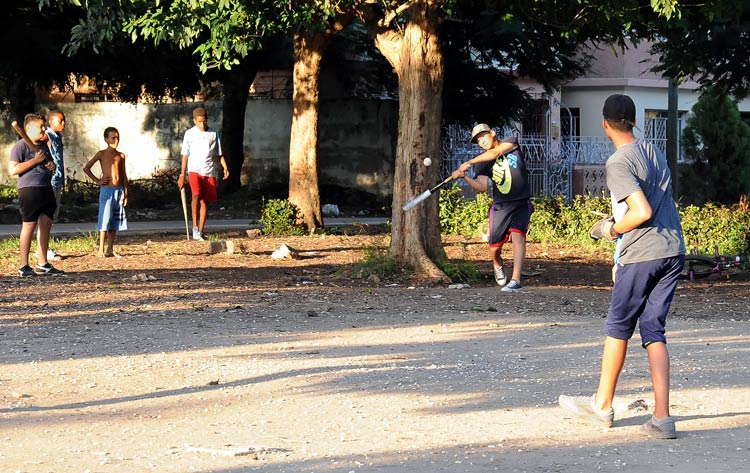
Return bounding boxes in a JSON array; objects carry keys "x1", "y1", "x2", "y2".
[{"x1": 0, "y1": 217, "x2": 388, "y2": 238}]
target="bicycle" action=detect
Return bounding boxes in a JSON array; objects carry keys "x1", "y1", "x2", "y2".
[{"x1": 681, "y1": 234, "x2": 750, "y2": 281}]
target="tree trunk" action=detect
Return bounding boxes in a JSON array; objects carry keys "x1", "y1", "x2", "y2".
[
  {"x1": 370, "y1": 1, "x2": 448, "y2": 282},
  {"x1": 220, "y1": 62, "x2": 257, "y2": 193},
  {"x1": 288, "y1": 33, "x2": 326, "y2": 232}
]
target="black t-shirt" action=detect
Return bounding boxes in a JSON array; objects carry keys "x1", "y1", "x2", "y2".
[{"x1": 475, "y1": 135, "x2": 530, "y2": 203}]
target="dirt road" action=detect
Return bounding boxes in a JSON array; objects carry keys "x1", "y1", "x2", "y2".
[{"x1": 2, "y1": 234, "x2": 749, "y2": 472}]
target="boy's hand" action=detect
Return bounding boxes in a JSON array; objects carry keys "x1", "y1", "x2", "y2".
[
  {"x1": 451, "y1": 169, "x2": 465, "y2": 180},
  {"x1": 44, "y1": 160, "x2": 56, "y2": 173},
  {"x1": 458, "y1": 162, "x2": 471, "y2": 173},
  {"x1": 177, "y1": 175, "x2": 185, "y2": 189},
  {"x1": 222, "y1": 167, "x2": 229, "y2": 180},
  {"x1": 100, "y1": 176, "x2": 111, "y2": 186}
]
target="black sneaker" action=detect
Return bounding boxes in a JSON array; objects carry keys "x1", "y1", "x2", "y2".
[
  {"x1": 18, "y1": 265, "x2": 36, "y2": 277},
  {"x1": 35, "y1": 263, "x2": 65, "y2": 275}
]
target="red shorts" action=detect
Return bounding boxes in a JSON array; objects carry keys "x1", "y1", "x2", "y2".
[{"x1": 188, "y1": 173, "x2": 218, "y2": 203}]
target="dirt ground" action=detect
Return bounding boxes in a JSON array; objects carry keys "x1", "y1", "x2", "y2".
[{"x1": 1, "y1": 231, "x2": 749, "y2": 473}]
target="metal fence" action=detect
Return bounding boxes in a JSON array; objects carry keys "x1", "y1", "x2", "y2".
[{"x1": 441, "y1": 124, "x2": 618, "y2": 201}]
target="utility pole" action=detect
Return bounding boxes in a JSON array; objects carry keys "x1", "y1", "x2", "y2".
[{"x1": 667, "y1": 78, "x2": 679, "y2": 197}]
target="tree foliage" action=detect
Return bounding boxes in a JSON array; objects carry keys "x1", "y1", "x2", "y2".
[
  {"x1": 680, "y1": 87, "x2": 750, "y2": 205},
  {"x1": 650, "y1": 1, "x2": 750, "y2": 97}
]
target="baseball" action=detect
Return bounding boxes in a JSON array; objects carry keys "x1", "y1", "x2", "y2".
[{"x1": 423, "y1": 157, "x2": 432, "y2": 167}]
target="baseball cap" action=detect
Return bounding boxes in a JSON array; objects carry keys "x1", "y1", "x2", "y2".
[
  {"x1": 602, "y1": 94, "x2": 636, "y2": 126},
  {"x1": 192, "y1": 107, "x2": 207, "y2": 119},
  {"x1": 470, "y1": 123, "x2": 492, "y2": 143}
]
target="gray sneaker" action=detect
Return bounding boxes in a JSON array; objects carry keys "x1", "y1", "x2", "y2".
[
  {"x1": 493, "y1": 266, "x2": 507, "y2": 286},
  {"x1": 641, "y1": 415, "x2": 677, "y2": 439},
  {"x1": 501, "y1": 279, "x2": 522, "y2": 292},
  {"x1": 558, "y1": 394, "x2": 614, "y2": 427}
]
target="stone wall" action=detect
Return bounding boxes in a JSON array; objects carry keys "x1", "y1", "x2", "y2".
[{"x1": 1, "y1": 98, "x2": 397, "y2": 198}]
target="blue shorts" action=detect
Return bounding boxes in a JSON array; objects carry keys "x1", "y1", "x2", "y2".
[
  {"x1": 98, "y1": 186, "x2": 128, "y2": 232},
  {"x1": 606, "y1": 255, "x2": 684, "y2": 347}
]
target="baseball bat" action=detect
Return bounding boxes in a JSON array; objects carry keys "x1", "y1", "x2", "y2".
[
  {"x1": 11, "y1": 120, "x2": 39, "y2": 151},
  {"x1": 402, "y1": 175, "x2": 454, "y2": 212},
  {"x1": 180, "y1": 187, "x2": 190, "y2": 241}
]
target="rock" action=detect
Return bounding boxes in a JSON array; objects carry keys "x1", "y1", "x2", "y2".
[
  {"x1": 209, "y1": 240, "x2": 235, "y2": 255},
  {"x1": 246, "y1": 229, "x2": 262, "y2": 238},
  {"x1": 271, "y1": 243, "x2": 300, "y2": 260}
]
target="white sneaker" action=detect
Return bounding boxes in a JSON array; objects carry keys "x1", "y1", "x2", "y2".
[{"x1": 192, "y1": 227, "x2": 205, "y2": 241}]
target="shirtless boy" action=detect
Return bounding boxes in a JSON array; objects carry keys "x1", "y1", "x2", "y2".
[{"x1": 83, "y1": 127, "x2": 128, "y2": 257}]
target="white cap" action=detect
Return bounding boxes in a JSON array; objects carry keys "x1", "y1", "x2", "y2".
[{"x1": 470, "y1": 123, "x2": 492, "y2": 143}]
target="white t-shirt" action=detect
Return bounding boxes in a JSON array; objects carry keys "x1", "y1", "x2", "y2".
[{"x1": 181, "y1": 126, "x2": 222, "y2": 176}]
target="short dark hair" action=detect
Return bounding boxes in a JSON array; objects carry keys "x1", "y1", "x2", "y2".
[
  {"x1": 24, "y1": 113, "x2": 45, "y2": 128},
  {"x1": 103, "y1": 126, "x2": 119, "y2": 139}
]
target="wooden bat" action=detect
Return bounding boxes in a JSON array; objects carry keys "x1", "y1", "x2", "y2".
[
  {"x1": 11, "y1": 120, "x2": 39, "y2": 151},
  {"x1": 180, "y1": 187, "x2": 190, "y2": 241}
]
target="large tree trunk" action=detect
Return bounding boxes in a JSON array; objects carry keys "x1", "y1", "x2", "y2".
[
  {"x1": 220, "y1": 62, "x2": 257, "y2": 193},
  {"x1": 288, "y1": 33, "x2": 326, "y2": 232},
  {"x1": 369, "y1": 1, "x2": 448, "y2": 282}
]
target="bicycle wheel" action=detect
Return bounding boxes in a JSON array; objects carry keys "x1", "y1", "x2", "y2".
[{"x1": 681, "y1": 255, "x2": 716, "y2": 280}]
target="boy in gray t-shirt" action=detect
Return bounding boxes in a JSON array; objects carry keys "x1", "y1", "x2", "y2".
[{"x1": 558, "y1": 94, "x2": 685, "y2": 439}]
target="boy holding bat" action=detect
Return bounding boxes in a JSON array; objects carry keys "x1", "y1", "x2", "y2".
[
  {"x1": 558, "y1": 94, "x2": 685, "y2": 439},
  {"x1": 9, "y1": 113, "x2": 64, "y2": 276},
  {"x1": 451, "y1": 124, "x2": 533, "y2": 292}
]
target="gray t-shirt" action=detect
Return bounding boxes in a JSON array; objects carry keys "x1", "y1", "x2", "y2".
[{"x1": 606, "y1": 139, "x2": 685, "y2": 264}]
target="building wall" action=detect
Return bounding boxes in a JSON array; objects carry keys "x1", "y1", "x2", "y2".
[
  {"x1": 1, "y1": 99, "x2": 398, "y2": 198},
  {"x1": 562, "y1": 41, "x2": 750, "y2": 138}
]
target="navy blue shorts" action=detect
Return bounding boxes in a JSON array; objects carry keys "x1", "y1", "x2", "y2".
[
  {"x1": 488, "y1": 200, "x2": 533, "y2": 247},
  {"x1": 606, "y1": 255, "x2": 685, "y2": 347}
]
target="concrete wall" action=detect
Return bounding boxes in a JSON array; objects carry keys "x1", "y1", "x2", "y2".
[{"x1": 1, "y1": 98, "x2": 397, "y2": 198}]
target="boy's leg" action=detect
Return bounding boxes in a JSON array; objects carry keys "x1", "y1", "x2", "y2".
[
  {"x1": 646, "y1": 341, "x2": 670, "y2": 418},
  {"x1": 595, "y1": 336, "x2": 628, "y2": 410},
  {"x1": 35, "y1": 213, "x2": 53, "y2": 266},
  {"x1": 509, "y1": 232, "x2": 526, "y2": 284},
  {"x1": 105, "y1": 230, "x2": 117, "y2": 256},
  {"x1": 98, "y1": 231, "x2": 107, "y2": 257},
  {"x1": 19, "y1": 221, "x2": 38, "y2": 267},
  {"x1": 191, "y1": 194, "x2": 200, "y2": 230},
  {"x1": 198, "y1": 198, "x2": 208, "y2": 233}
]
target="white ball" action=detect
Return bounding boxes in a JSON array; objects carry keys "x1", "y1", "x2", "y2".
[{"x1": 423, "y1": 157, "x2": 432, "y2": 167}]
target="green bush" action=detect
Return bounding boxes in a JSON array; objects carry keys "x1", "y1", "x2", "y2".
[
  {"x1": 348, "y1": 243, "x2": 403, "y2": 280},
  {"x1": 528, "y1": 195, "x2": 611, "y2": 246},
  {"x1": 438, "y1": 184, "x2": 492, "y2": 237},
  {"x1": 679, "y1": 203, "x2": 750, "y2": 255},
  {"x1": 439, "y1": 189, "x2": 749, "y2": 256},
  {"x1": 260, "y1": 198, "x2": 306, "y2": 236},
  {"x1": 0, "y1": 184, "x2": 18, "y2": 203}
]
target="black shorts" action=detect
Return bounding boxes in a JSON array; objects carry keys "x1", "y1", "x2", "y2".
[{"x1": 19, "y1": 186, "x2": 57, "y2": 222}]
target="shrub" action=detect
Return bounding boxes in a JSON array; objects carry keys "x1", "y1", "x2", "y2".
[
  {"x1": 260, "y1": 198, "x2": 306, "y2": 236},
  {"x1": 438, "y1": 184, "x2": 492, "y2": 237}
]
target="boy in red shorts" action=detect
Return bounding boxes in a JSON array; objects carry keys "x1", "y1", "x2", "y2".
[{"x1": 177, "y1": 107, "x2": 229, "y2": 241}]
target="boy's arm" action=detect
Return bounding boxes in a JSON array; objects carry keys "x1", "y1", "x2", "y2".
[
  {"x1": 82, "y1": 153, "x2": 102, "y2": 184},
  {"x1": 610, "y1": 190, "x2": 652, "y2": 238},
  {"x1": 457, "y1": 142, "x2": 516, "y2": 173},
  {"x1": 9, "y1": 150, "x2": 46, "y2": 176},
  {"x1": 177, "y1": 154, "x2": 189, "y2": 189},
  {"x1": 219, "y1": 155, "x2": 229, "y2": 180},
  {"x1": 451, "y1": 169, "x2": 490, "y2": 194},
  {"x1": 121, "y1": 153, "x2": 129, "y2": 206}
]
